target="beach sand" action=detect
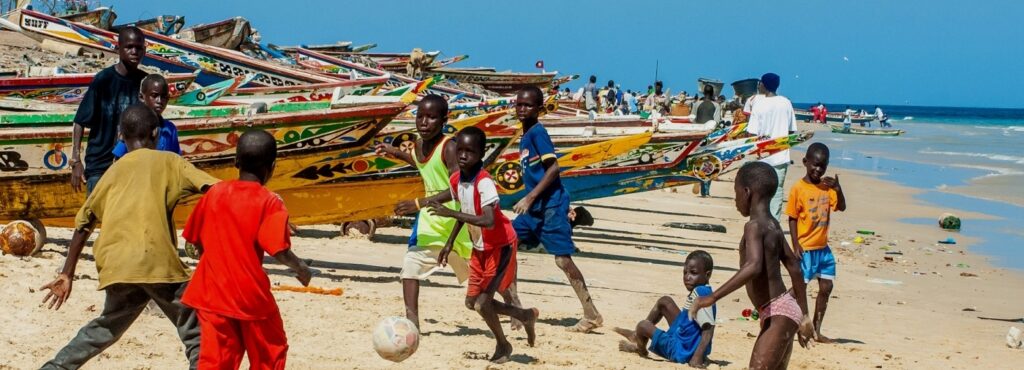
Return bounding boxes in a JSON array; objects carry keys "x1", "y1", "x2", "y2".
[{"x1": 3, "y1": 146, "x2": 1023, "y2": 369}]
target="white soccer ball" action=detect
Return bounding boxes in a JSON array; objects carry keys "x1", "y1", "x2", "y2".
[{"x1": 372, "y1": 316, "x2": 420, "y2": 362}]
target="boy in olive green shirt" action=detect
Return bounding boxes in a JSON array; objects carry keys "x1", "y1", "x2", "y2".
[{"x1": 40, "y1": 104, "x2": 218, "y2": 369}]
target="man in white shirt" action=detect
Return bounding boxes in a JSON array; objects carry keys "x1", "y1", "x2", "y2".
[
  {"x1": 745, "y1": 72, "x2": 797, "y2": 220},
  {"x1": 875, "y1": 106, "x2": 890, "y2": 127}
]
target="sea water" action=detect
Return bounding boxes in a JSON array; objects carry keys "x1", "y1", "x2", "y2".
[{"x1": 795, "y1": 104, "x2": 1024, "y2": 269}]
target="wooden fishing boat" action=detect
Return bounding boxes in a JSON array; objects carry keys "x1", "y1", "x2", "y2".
[
  {"x1": 175, "y1": 17, "x2": 252, "y2": 50},
  {"x1": 431, "y1": 67, "x2": 557, "y2": 95},
  {"x1": 173, "y1": 74, "x2": 254, "y2": 106},
  {"x1": 328, "y1": 51, "x2": 441, "y2": 72},
  {"x1": 697, "y1": 78, "x2": 724, "y2": 97},
  {"x1": 796, "y1": 109, "x2": 874, "y2": 124},
  {"x1": 0, "y1": 101, "x2": 406, "y2": 223},
  {"x1": 830, "y1": 124, "x2": 904, "y2": 136},
  {"x1": 112, "y1": 15, "x2": 186, "y2": 36},
  {"x1": 7, "y1": 9, "x2": 337, "y2": 88},
  {"x1": 731, "y1": 78, "x2": 759, "y2": 99},
  {"x1": 277, "y1": 41, "x2": 354, "y2": 54},
  {"x1": 213, "y1": 75, "x2": 389, "y2": 106},
  {"x1": 0, "y1": 71, "x2": 197, "y2": 105},
  {"x1": 59, "y1": 6, "x2": 116, "y2": 30}
]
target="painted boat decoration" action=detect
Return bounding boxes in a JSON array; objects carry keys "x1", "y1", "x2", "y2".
[
  {"x1": 0, "y1": 101, "x2": 407, "y2": 221},
  {"x1": 796, "y1": 109, "x2": 874, "y2": 124},
  {"x1": 494, "y1": 132, "x2": 813, "y2": 208},
  {"x1": 0, "y1": 71, "x2": 197, "y2": 105},
  {"x1": 432, "y1": 67, "x2": 557, "y2": 95},
  {"x1": 214, "y1": 75, "x2": 389, "y2": 106},
  {"x1": 329, "y1": 50, "x2": 441, "y2": 72},
  {"x1": 550, "y1": 74, "x2": 580, "y2": 87},
  {"x1": 59, "y1": 6, "x2": 116, "y2": 30},
  {"x1": 173, "y1": 74, "x2": 255, "y2": 106},
  {"x1": 830, "y1": 124, "x2": 904, "y2": 136},
  {"x1": 431, "y1": 54, "x2": 468, "y2": 69},
  {"x1": 175, "y1": 16, "x2": 252, "y2": 50},
  {"x1": 292, "y1": 48, "x2": 487, "y2": 102},
  {"x1": 8, "y1": 9, "x2": 337, "y2": 87},
  {"x1": 112, "y1": 15, "x2": 186, "y2": 36}
]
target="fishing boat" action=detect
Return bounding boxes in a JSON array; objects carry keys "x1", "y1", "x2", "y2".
[
  {"x1": 731, "y1": 78, "x2": 759, "y2": 99},
  {"x1": 59, "y1": 6, "x2": 116, "y2": 30},
  {"x1": 0, "y1": 71, "x2": 197, "y2": 106},
  {"x1": 328, "y1": 50, "x2": 441, "y2": 72},
  {"x1": 796, "y1": 109, "x2": 874, "y2": 124},
  {"x1": 0, "y1": 99, "x2": 407, "y2": 224},
  {"x1": 277, "y1": 41, "x2": 354, "y2": 54},
  {"x1": 175, "y1": 16, "x2": 252, "y2": 50},
  {"x1": 112, "y1": 15, "x2": 186, "y2": 36},
  {"x1": 431, "y1": 67, "x2": 557, "y2": 95},
  {"x1": 213, "y1": 75, "x2": 389, "y2": 106},
  {"x1": 830, "y1": 124, "x2": 904, "y2": 136},
  {"x1": 7, "y1": 9, "x2": 337, "y2": 87},
  {"x1": 697, "y1": 78, "x2": 724, "y2": 97}
]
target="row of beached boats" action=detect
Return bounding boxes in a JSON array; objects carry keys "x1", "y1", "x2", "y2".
[{"x1": 0, "y1": 5, "x2": 812, "y2": 238}]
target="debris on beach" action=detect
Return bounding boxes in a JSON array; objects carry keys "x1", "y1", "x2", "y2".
[
  {"x1": 1007, "y1": 327, "x2": 1023, "y2": 349},
  {"x1": 959, "y1": 272, "x2": 978, "y2": 278},
  {"x1": 661, "y1": 222, "x2": 727, "y2": 233},
  {"x1": 938, "y1": 237, "x2": 957, "y2": 245},
  {"x1": 939, "y1": 213, "x2": 962, "y2": 230}
]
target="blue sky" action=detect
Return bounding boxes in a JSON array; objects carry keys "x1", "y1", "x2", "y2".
[{"x1": 96, "y1": 0, "x2": 1021, "y2": 108}]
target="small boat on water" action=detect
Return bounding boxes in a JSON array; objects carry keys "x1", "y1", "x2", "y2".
[
  {"x1": 796, "y1": 109, "x2": 874, "y2": 124},
  {"x1": 175, "y1": 16, "x2": 252, "y2": 50},
  {"x1": 830, "y1": 124, "x2": 904, "y2": 136},
  {"x1": 59, "y1": 6, "x2": 116, "y2": 30},
  {"x1": 112, "y1": 15, "x2": 186, "y2": 36}
]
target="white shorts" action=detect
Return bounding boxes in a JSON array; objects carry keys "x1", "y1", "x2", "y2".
[{"x1": 400, "y1": 246, "x2": 469, "y2": 283}]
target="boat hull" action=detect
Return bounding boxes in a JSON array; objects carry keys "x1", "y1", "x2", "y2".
[
  {"x1": 0, "y1": 72, "x2": 196, "y2": 105},
  {"x1": 829, "y1": 124, "x2": 904, "y2": 136}
]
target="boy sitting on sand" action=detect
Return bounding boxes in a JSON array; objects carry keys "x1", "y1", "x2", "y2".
[
  {"x1": 428, "y1": 127, "x2": 539, "y2": 363},
  {"x1": 615, "y1": 250, "x2": 717, "y2": 368},
  {"x1": 180, "y1": 129, "x2": 313, "y2": 369},
  {"x1": 690, "y1": 162, "x2": 815, "y2": 369},
  {"x1": 40, "y1": 104, "x2": 218, "y2": 369},
  {"x1": 786, "y1": 143, "x2": 846, "y2": 343},
  {"x1": 112, "y1": 74, "x2": 181, "y2": 158}
]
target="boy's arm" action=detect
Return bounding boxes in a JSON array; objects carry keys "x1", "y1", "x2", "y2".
[
  {"x1": 374, "y1": 142, "x2": 416, "y2": 167},
  {"x1": 689, "y1": 325, "x2": 715, "y2": 368},
  {"x1": 513, "y1": 157, "x2": 559, "y2": 214},
  {"x1": 428, "y1": 202, "x2": 496, "y2": 228},
  {"x1": 691, "y1": 221, "x2": 765, "y2": 316},
  {"x1": 829, "y1": 174, "x2": 846, "y2": 211},
  {"x1": 272, "y1": 249, "x2": 312, "y2": 286},
  {"x1": 40, "y1": 221, "x2": 94, "y2": 310},
  {"x1": 780, "y1": 232, "x2": 814, "y2": 347},
  {"x1": 437, "y1": 220, "x2": 466, "y2": 267},
  {"x1": 70, "y1": 124, "x2": 87, "y2": 192},
  {"x1": 788, "y1": 217, "x2": 803, "y2": 256}
]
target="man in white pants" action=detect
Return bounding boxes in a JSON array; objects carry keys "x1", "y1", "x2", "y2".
[{"x1": 745, "y1": 72, "x2": 797, "y2": 220}]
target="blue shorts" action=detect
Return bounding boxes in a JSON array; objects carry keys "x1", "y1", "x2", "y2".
[
  {"x1": 512, "y1": 201, "x2": 575, "y2": 256},
  {"x1": 648, "y1": 314, "x2": 706, "y2": 364},
  {"x1": 801, "y1": 246, "x2": 837, "y2": 282}
]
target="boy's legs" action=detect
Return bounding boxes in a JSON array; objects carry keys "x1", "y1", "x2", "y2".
[
  {"x1": 401, "y1": 245, "x2": 470, "y2": 330},
  {"x1": 813, "y1": 278, "x2": 834, "y2": 342},
  {"x1": 615, "y1": 296, "x2": 680, "y2": 357},
  {"x1": 804, "y1": 247, "x2": 837, "y2": 342},
  {"x1": 196, "y1": 310, "x2": 245, "y2": 369},
  {"x1": 749, "y1": 317, "x2": 798, "y2": 370},
  {"x1": 769, "y1": 164, "x2": 788, "y2": 220},
  {"x1": 143, "y1": 282, "x2": 201, "y2": 366},
  {"x1": 239, "y1": 312, "x2": 289, "y2": 370},
  {"x1": 467, "y1": 246, "x2": 537, "y2": 362},
  {"x1": 42, "y1": 284, "x2": 150, "y2": 370}
]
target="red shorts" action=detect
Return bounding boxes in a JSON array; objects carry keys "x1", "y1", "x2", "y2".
[
  {"x1": 467, "y1": 243, "x2": 517, "y2": 297},
  {"x1": 197, "y1": 310, "x2": 289, "y2": 370}
]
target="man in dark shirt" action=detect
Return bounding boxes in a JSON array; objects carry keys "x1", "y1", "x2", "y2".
[
  {"x1": 693, "y1": 84, "x2": 721, "y2": 125},
  {"x1": 70, "y1": 27, "x2": 148, "y2": 195}
]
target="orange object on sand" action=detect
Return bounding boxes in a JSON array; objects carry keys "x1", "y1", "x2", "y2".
[{"x1": 271, "y1": 285, "x2": 344, "y2": 296}]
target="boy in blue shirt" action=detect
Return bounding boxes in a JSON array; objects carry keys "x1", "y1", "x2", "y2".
[
  {"x1": 509, "y1": 86, "x2": 603, "y2": 333},
  {"x1": 112, "y1": 74, "x2": 181, "y2": 158},
  {"x1": 615, "y1": 250, "x2": 717, "y2": 367}
]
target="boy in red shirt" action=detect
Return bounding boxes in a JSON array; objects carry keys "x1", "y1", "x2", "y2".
[
  {"x1": 428, "y1": 127, "x2": 539, "y2": 364},
  {"x1": 181, "y1": 129, "x2": 313, "y2": 369}
]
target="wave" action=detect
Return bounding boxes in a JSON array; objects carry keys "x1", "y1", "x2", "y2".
[{"x1": 920, "y1": 149, "x2": 1024, "y2": 164}]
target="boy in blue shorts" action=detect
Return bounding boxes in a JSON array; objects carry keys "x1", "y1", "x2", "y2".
[
  {"x1": 509, "y1": 86, "x2": 602, "y2": 333},
  {"x1": 786, "y1": 142, "x2": 846, "y2": 343},
  {"x1": 615, "y1": 250, "x2": 716, "y2": 367}
]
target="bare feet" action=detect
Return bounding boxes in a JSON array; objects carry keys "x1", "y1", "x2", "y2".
[
  {"x1": 617, "y1": 340, "x2": 649, "y2": 357},
  {"x1": 567, "y1": 315, "x2": 603, "y2": 333},
  {"x1": 510, "y1": 318, "x2": 524, "y2": 331},
  {"x1": 613, "y1": 327, "x2": 636, "y2": 341},
  {"x1": 814, "y1": 333, "x2": 835, "y2": 344},
  {"x1": 490, "y1": 341, "x2": 513, "y2": 363},
  {"x1": 524, "y1": 308, "x2": 539, "y2": 347}
]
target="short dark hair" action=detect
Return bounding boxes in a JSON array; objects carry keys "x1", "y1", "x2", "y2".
[
  {"x1": 456, "y1": 126, "x2": 487, "y2": 154},
  {"x1": 141, "y1": 74, "x2": 168, "y2": 93},
  {"x1": 418, "y1": 94, "x2": 449, "y2": 116},
  {"x1": 607, "y1": 80, "x2": 614, "y2": 87},
  {"x1": 806, "y1": 142, "x2": 830, "y2": 159},
  {"x1": 737, "y1": 161, "x2": 778, "y2": 199},
  {"x1": 120, "y1": 104, "x2": 159, "y2": 141},
  {"x1": 703, "y1": 83, "x2": 714, "y2": 97},
  {"x1": 570, "y1": 206, "x2": 594, "y2": 228},
  {"x1": 518, "y1": 86, "x2": 544, "y2": 105},
  {"x1": 589, "y1": 75, "x2": 596, "y2": 83},
  {"x1": 236, "y1": 130, "x2": 277, "y2": 174},
  {"x1": 117, "y1": 26, "x2": 144, "y2": 43},
  {"x1": 686, "y1": 250, "x2": 714, "y2": 272}
]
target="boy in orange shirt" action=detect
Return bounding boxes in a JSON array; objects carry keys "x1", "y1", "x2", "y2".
[
  {"x1": 786, "y1": 142, "x2": 846, "y2": 343},
  {"x1": 181, "y1": 129, "x2": 313, "y2": 369}
]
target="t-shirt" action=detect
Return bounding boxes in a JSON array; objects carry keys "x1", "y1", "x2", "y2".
[
  {"x1": 742, "y1": 94, "x2": 764, "y2": 115},
  {"x1": 450, "y1": 170, "x2": 516, "y2": 251},
  {"x1": 583, "y1": 83, "x2": 597, "y2": 110},
  {"x1": 746, "y1": 95, "x2": 797, "y2": 166},
  {"x1": 519, "y1": 123, "x2": 568, "y2": 211},
  {"x1": 785, "y1": 179, "x2": 839, "y2": 251},
  {"x1": 73, "y1": 149, "x2": 218, "y2": 290},
  {"x1": 626, "y1": 94, "x2": 638, "y2": 112},
  {"x1": 74, "y1": 66, "x2": 148, "y2": 177},
  {"x1": 181, "y1": 180, "x2": 291, "y2": 320},
  {"x1": 660, "y1": 285, "x2": 716, "y2": 363},
  {"x1": 694, "y1": 100, "x2": 719, "y2": 124},
  {"x1": 112, "y1": 119, "x2": 181, "y2": 158},
  {"x1": 875, "y1": 107, "x2": 885, "y2": 119}
]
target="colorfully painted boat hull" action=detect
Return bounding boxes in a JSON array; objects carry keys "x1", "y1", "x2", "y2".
[
  {"x1": 112, "y1": 15, "x2": 186, "y2": 36},
  {"x1": 0, "y1": 72, "x2": 197, "y2": 105},
  {"x1": 59, "y1": 7, "x2": 117, "y2": 30},
  {"x1": 432, "y1": 68, "x2": 557, "y2": 95},
  {"x1": 830, "y1": 124, "x2": 904, "y2": 136},
  {"x1": 176, "y1": 17, "x2": 251, "y2": 50},
  {"x1": 214, "y1": 76, "x2": 389, "y2": 106}
]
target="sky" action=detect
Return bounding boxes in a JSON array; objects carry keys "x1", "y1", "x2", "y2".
[{"x1": 81, "y1": 0, "x2": 1024, "y2": 108}]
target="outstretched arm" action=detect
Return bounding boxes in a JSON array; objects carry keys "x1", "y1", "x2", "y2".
[
  {"x1": 374, "y1": 143, "x2": 416, "y2": 168},
  {"x1": 691, "y1": 221, "x2": 765, "y2": 316},
  {"x1": 273, "y1": 249, "x2": 312, "y2": 286},
  {"x1": 429, "y1": 202, "x2": 495, "y2": 229},
  {"x1": 40, "y1": 223, "x2": 93, "y2": 310}
]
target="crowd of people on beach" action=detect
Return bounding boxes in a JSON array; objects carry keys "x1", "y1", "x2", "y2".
[{"x1": 36, "y1": 26, "x2": 850, "y2": 369}]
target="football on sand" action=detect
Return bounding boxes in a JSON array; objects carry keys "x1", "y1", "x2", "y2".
[
  {"x1": 372, "y1": 316, "x2": 419, "y2": 362},
  {"x1": 0, "y1": 221, "x2": 43, "y2": 256}
]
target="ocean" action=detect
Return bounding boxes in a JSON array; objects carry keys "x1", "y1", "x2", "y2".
[{"x1": 794, "y1": 104, "x2": 1024, "y2": 270}]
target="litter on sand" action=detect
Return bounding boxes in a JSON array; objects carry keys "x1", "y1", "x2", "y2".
[
  {"x1": 867, "y1": 278, "x2": 903, "y2": 286},
  {"x1": 938, "y1": 237, "x2": 957, "y2": 244}
]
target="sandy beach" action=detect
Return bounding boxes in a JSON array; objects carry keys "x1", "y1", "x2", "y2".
[{"x1": 3, "y1": 122, "x2": 1022, "y2": 369}]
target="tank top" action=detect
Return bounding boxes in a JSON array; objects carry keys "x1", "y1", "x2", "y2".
[{"x1": 414, "y1": 136, "x2": 472, "y2": 259}]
